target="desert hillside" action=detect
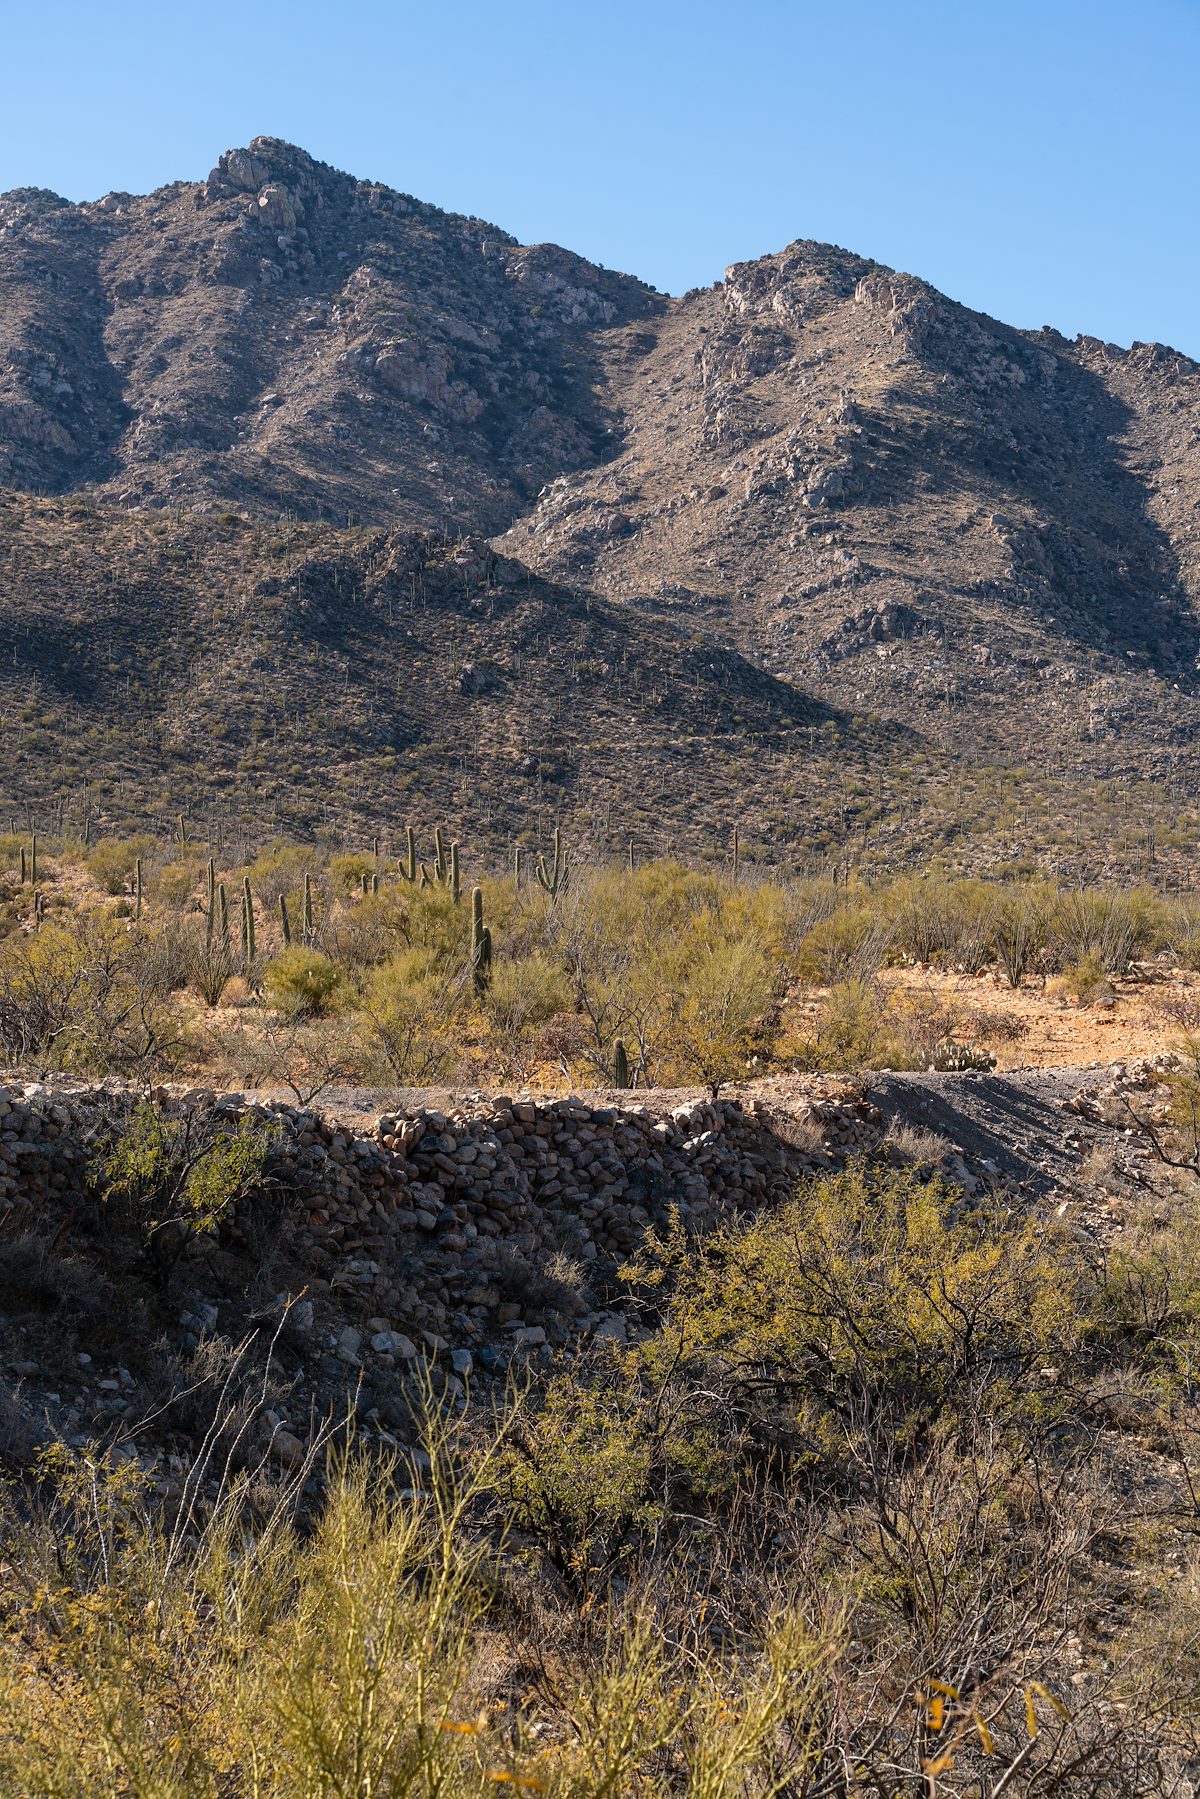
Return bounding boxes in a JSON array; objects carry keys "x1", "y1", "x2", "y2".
[{"x1": 3, "y1": 139, "x2": 1200, "y2": 863}]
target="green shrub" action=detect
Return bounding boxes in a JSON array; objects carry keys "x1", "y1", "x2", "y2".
[
  {"x1": 363, "y1": 949, "x2": 465, "y2": 1084},
  {"x1": 249, "y1": 841, "x2": 317, "y2": 906},
  {"x1": 264, "y1": 947, "x2": 341, "y2": 1018},
  {"x1": 154, "y1": 858, "x2": 204, "y2": 908},
  {"x1": 794, "y1": 904, "x2": 891, "y2": 984},
  {"x1": 483, "y1": 952, "x2": 571, "y2": 1036},
  {"x1": 329, "y1": 853, "x2": 377, "y2": 897},
  {"x1": 91, "y1": 1100, "x2": 275, "y2": 1275},
  {"x1": 87, "y1": 836, "x2": 153, "y2": 897}
]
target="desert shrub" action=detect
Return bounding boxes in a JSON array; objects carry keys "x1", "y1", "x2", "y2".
[
  {"x1": 887, "y1": 985, "x2": 970, "y2": 1067},
  {"x1": 496, "y1": 1352, "x2": 737, "y2": 1575},
  {"x1": 0, "y1": 916, "x2": 181, "y2": 1077},
  {"x1": 154, "y1": 857, "x2": 205, "y2": 909},
  {"x1": 1051, "y1": 885, "x2": 1158, "y2": 976},
  {"x1": 994, "y1": 881, "x2": 1054, "y2": 987},
  {"x1": 1165, "y1": 902, "x2": 1200, "y2": 971},
  {"x1": 385, "y1": 885, "x2": 471, "y2": 964},
  {"x1": 1051, "y1": 950, "x2": 1111, "y2": 1004},
  {"x1": 264, "y1": 946, "x2": 341, "y2": 1018},
  {"x1": 483, "y1": 951, "x2": 571, "y2": 1037},
  {"x1": 0, "y1": 1414, "x2": 850, "y2": 1799},
  {"x1": 362, "y1": 949, "x2": 466, "y2": 1085},
  {"x1": 89, "y1": 1100, "x2": 276, "y2": 1276},
  {"x1": 321, "y1": 888, "x2": 408, "y2": 970},
  {"x1": 663, "y1": 930, "x2": 776, "y2": 1093},
  {"x1": 788, "y1": 977, "x2": 903, "y2": 1071},
  {"x1": 654, "y1": 1163, "x2": 1087, "y2": 1434},
  {"x1": 329, "y1": 852, "x2": 377, "y2": 897},
  {"x1": 967, "y1": 1002, "x2": 1030, "y2": 1045},
  {"x1": 186, "y1": 927, "x2": 237, "y2": 1009},
  {"x1": 884, "y1": 872, "x2": 992, "y2": 967},
  {"x1": 209, "y1": 1012, "x2": 365, "y2": 1103},
  {"x1": 794, "y1": 902, "x2": 891, "y2": 984},
  {"x1": 249, "y1": 841, "x2": 317, "y2": 907},
  {"x1": 86, "y1": 835, "x2": 154, "y2": 897}
]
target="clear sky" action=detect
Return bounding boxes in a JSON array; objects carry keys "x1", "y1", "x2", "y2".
[{"x1": 2, "y1": 0, "x2": 1197, "y2": 355}]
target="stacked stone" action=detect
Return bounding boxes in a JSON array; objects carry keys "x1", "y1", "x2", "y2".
[
  {"x1": 0, "y1": 1076, "x2": 886, "y2": 1340},
  {"x1": 0, "y1": 1081, "x2": 92, "y2": 1207}
]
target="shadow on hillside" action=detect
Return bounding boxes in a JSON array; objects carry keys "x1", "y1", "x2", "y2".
[{"x1": 865, "y1": 323, "x2": 1197, "y2": 678}]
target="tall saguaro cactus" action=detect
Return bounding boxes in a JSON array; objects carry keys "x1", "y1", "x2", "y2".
[
  {"x1": 241, "y1": 875, "x2": 256, "y2": 974},
  {"x1": 535, "y1": 827, "x2": 568, "y2": 898},
  {"x1": 205, "y1": 858, "x2": 217, "y2": 951},
  {"x1": 302, "y1": 872, "x2": 314, "y2": 944},
  {"x1": 470, "y1": 886, "x2": 493, "y2": 997},
  {"x1": 403, "y1": 825, "x2": 417, "y2": 883}
]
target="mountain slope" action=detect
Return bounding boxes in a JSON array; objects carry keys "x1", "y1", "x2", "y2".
[
  {"x1": 501, "y1": 242, "x2": 1200, "y2": 771},
  {"x1": 0, "y1": 137, "x2": 658, "y2": 531},
  {"x1": 0, "y1": 493, "x2": 924, "y2": 863},
  {"x1": 2, "y1": 141, "x2": 1200, "y2": 869}
]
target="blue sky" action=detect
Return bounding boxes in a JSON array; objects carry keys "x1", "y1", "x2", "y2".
[{"x1": 2, "y1": 0, "x2": 1197, "y2": 354}]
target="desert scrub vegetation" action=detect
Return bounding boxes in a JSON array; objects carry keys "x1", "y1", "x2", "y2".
[
  {"x1": 6, "y1": 1164, "x2": 1200, "y2": 1792},
  {"x1": 0, "y1": 824, "x2": 1196, "y2": 1088}
]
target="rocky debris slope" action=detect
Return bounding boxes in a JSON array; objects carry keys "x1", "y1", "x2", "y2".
[
  {"x1": 0, "y1": 1075, "x2": 882, "y2": 1471},
  {"x1": 0, "y1": 1063, "x2": 1180, "y2": 1487},
  {"x1": 871, "y1": 1054, "x2": 1185, "y2": 1220}
]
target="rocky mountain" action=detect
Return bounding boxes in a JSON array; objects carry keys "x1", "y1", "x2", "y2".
[
  {"x1": 0, "y1": 138, "x2": 658, "y2": 531},
  {"x1": 502, "y1": 243, "x2": 1200, "y2": 776},
  {"x1": 2, "y1": 138, "x2": 1199, "y2": 868}
]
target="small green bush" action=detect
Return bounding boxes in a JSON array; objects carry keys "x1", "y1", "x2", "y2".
[
  {"x1": 87, "y1": 836, "x2": 153, "y2": 898},
  {"x1": 329, "y1": 853, "x2": 377, "y2": 897},
  {"x1": 264, "y1": 947, "x2": 341, "y2": 1018}
]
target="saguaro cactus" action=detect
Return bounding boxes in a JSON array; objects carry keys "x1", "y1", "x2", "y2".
[
  {"x1": 205, "y1": 858, "x2": 217, "y2": 951},
  {"x1": 279, "y1": 892, "x2": 292, "y2": 946},
  {"x1": 434, "y1": 826, "x2": 448, "y2": 887},
  {"x1": 403, "y1": 825, "x2": 417, "y2": 883},
  {"x1": 612, "y1": 1039, "x2": 631, "y2": 1089},
  {"x1": 513, "y1": 845, "x2": 524, "y2": 890},
  {"x1": 470, "y1": 886, "x2": 492, "y2": 997},
  {"x1": 302, "y1": 871, "x2": 314, "y2": 942},
  {"x1": 29, "y1": 832, "x2": 37, "y2": 887},
  {"x1": 218, "y1": 882, "x2": 230, "y2": 946},
  {"x1": 450, "y1": 841, "x2": 461, "y2": 904},
  {"x1": 241, "y1": 875, "x2": 256, "y2": 973},
  {"x1": 535, "y1": 827, "x2": 568, "y2": 898}
]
